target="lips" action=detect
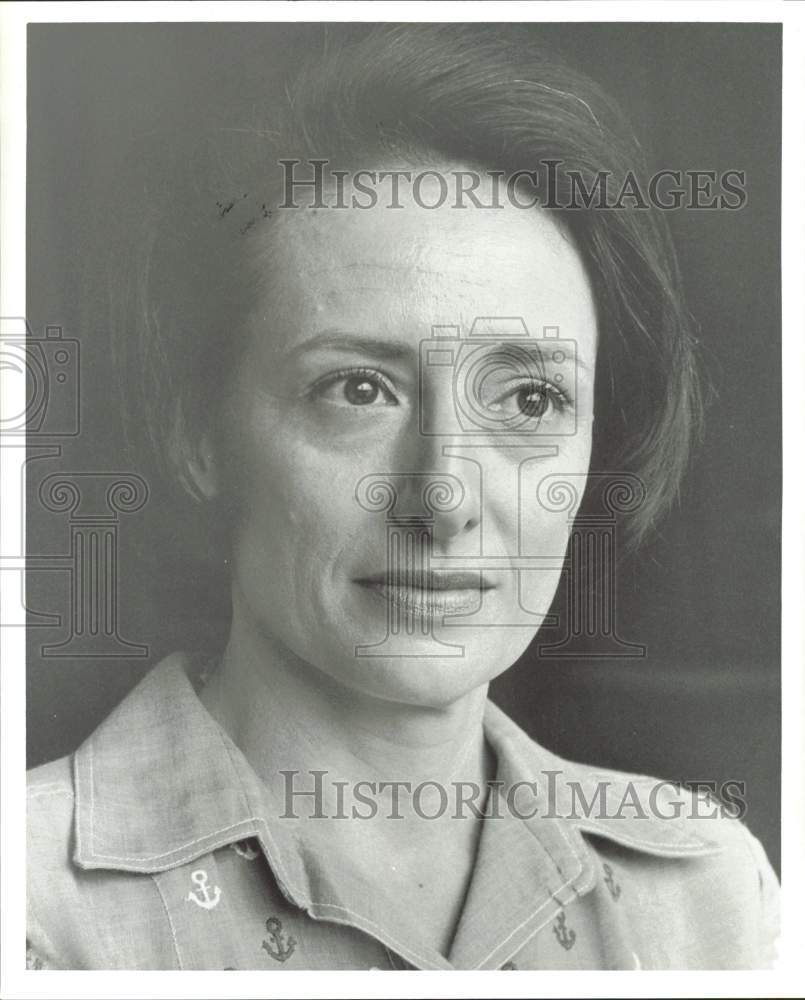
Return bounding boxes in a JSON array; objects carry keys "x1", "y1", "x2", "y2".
[{"x1": 354, "y1": 570, "x2": 495, "y2": 618}]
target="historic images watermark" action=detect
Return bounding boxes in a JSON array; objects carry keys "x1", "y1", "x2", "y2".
[
  {"x1": 278, "y1": 769, "x2": 748, "y2": 822},
  {"x1": 277, "y1": 159, "x2": 748, "y2": 212}
]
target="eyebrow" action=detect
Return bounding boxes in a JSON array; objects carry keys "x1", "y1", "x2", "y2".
[
  {"x1": 518, "y1": 340, "x2": 594, "y2": 375},
  {"x1": 285, "y1": 329, "x2": 594, "y2": 374},
  {"x1": 284, "y1": 332, "x2": 417, "y2": 364}
]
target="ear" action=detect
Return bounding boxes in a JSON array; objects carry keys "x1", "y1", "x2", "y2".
[{"x1": 185, "y1": 433, "x2": 221, "y2": 500}]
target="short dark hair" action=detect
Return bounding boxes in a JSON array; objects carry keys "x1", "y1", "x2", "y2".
[{"x1": 110, "y1": 23, "x2": 702, "y2": 553}]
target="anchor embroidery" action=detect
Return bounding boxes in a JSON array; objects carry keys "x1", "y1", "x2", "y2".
[
  {"x1": 603, "y1": 862, "x2": 622, "y2": 900},
  {"x1": 231, "y1": 839, "x2": 259, "y2": 861},
  {"x1": 552, "y1": 910, "x2": 576, "y2": 951},
  {"x1": 185, "y1": 869, "x2": 222, "y2": 910},
  {"x1": 262, "y1": 916, "x2": 297, "y2": 962}
]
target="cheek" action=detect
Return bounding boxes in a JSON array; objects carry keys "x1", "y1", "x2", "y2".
[
  {"x1": 225, "y1": 406, "x2": 380, "y2": 571},
  {"x1": 486, "y1": 426, "x2": 594, "y2": 547}
]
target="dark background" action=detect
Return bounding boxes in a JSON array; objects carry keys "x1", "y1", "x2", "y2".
[{"x1": 26, "y1": 23, "x2": 781, "y2": 872}]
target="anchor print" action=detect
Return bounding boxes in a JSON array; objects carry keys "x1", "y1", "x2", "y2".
[
  {"x1": 231, "y1": 839, "x2": 259, "y2": 861},
  {"x1": 262, "y1": 916, "x2": 297, "y2": 963},
  {"x1": 602, "y1": 862, "x2": 622, "y2": 900},
  {"x1": 552, "y1": 910, "x2": 576, "y2": 951},
  {"x1": 185, "y1": 869, "x2": 222, "y2": 910}
]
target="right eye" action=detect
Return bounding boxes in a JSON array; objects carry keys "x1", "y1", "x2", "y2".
[{"x1": 309, "y1": 368, "x2": 400, "y2": 408}]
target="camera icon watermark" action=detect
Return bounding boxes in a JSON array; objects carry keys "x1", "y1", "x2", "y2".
[
  {"x1": 1, "y1": 315, "x2": 148, "y2": 656},
  {"x1": 0, "y1": 317, "x2": 80, "y2": 436},
  {"x1": 418, "y1": 317, "x2": 577, "y2": 437},
  {"x1": 352, "y1": 315, "x2": 643, "y2": 659}
]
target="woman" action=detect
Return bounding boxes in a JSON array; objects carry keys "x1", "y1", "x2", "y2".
[{"x1": 27, "y1": 24, "x2": 779, "y2": 970}]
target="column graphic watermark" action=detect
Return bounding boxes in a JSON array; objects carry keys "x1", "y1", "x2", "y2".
[
  {"x1": 1, "y1": 317, "x2": 149, "y2": 657},
  {"x1": 354, "y1": 473, "x2": 466, "y2": 658},
  {"x1": 353, "y1": 316, "x2": 646, "y2": 659}
]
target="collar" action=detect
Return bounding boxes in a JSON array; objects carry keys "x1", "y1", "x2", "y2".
[{"x1": 73, "y1": 653, "x2": 723, "y2": 969}]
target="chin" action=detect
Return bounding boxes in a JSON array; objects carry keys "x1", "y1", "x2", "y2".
[{"x1": 323, "y1": 628, "x2": 535, "y2": 709}]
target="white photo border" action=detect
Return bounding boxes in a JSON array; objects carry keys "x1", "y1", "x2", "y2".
[{"x1": 2, "y1": 3, "x2": 802, "y2": 998}]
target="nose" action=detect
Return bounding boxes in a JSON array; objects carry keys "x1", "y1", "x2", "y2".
[
  {"x1": 397, "y1": 423, "x2": 482, "y2": 549},
  {"x1": 430, "y1": 443, "x2": 481, "y2": 546}
]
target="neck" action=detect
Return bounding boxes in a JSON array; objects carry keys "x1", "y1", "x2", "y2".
[{"x1": 199, "y1": 595, "x2": 493, "y2": 807}]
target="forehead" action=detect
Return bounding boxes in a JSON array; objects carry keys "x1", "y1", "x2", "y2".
[{"x1": 249, "y1": 174, "x2": 597, "y2": 353}]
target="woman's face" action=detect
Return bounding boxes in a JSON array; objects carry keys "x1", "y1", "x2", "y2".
[{"x1": 215, "y1": 173, "x2": 597, "y2": 707}]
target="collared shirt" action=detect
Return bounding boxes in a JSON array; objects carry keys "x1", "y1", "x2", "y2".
[{"x1": 27, "y1": 653, "x2": 779, "y2": 970}]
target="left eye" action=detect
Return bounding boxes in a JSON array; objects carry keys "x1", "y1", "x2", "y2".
[
  {"x1": 311, "y1": 369, "x2": 399, "y2": 408},
  {"x1": 488, "y1": 382, "x2": 566, "y2": 421}
]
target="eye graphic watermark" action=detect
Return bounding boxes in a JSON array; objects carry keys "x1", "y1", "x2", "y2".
[{"x1": 418, "y1": 319, "x2": 578, "y2": 438}]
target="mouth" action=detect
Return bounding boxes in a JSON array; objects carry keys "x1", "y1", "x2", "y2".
[{"x1": 354, "y1": 570, "x2": 495, "y2": 618}]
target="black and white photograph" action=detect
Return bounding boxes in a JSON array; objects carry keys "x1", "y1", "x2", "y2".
[{"x1": 2, "y1": 3, "x2": 803, "y2": 996}]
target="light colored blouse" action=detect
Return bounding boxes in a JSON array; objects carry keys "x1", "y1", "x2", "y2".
[{"x1": 27, "y1": 653, "x2": 779, "y2": 970}]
